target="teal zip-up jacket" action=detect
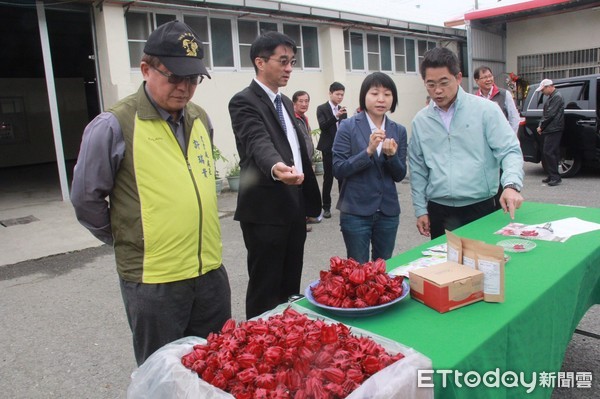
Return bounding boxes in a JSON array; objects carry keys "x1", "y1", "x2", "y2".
[{"x1": 408, "y1": 86, "x2": 524, "y2": 218}]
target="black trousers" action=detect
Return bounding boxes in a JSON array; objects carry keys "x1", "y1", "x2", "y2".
[
  {"x1": 321, "y1": 151, "x2": 342, "y2": 210},
  {"x1": 542, "y1": 131, "x2": 562, "y2": 180},
  {"x1": 241, "y1": 220, "x2": 306, "y2": 319},
  {"x1": 120, "y1": 266, "x2": 231, "y2": 366},
  {"x1": 322, "y1": 151, "x2": 334, "y2": 209},
  {"x1": 427, "y1": 198, "x2": 497, "y2": 239}
]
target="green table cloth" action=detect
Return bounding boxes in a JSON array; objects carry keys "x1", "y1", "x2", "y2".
[{"x1": 299, "y1": 202, "x2": 600, "y2": 398}]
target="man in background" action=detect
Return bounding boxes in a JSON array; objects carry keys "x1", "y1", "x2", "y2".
[
  {"x1": 293, "y1": 90, "x2": 315, "y2": 165},
  {"x1": 536, "y1": 79, "x2": 565, "y2": 186},
  {"x1": 473, "y1": 65, "x2": 521, "y2": 208},
  {"x1": 316, "y1": 82, "x2": 347, "y2": 219},
  {"x1": 294, "y1": 90, "x2": 322, "y2": 230},
  {"x1": 473, "y1": 66, "x2": 520, "y2": 133}
]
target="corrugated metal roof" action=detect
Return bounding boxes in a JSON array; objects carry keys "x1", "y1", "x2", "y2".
[
  {"x1": 104, "y1": 0, "x2": 467, "y2": 38},
  {"x1": 446, "y1": 0, "x2": 600, "y2": 26}
]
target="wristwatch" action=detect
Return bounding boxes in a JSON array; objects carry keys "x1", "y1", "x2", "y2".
[{"x1": 503, "y1": 183, "x2": 521, "y2": 193}]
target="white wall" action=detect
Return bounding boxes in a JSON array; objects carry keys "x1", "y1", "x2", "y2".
[
  {"x1": 93, "y1": 4, "x2": 435, "y2": 175},
  {"x1": 93, "y1": 5, "x2": 137, "y2": 107},
  {"x1": 506, "y1": 8, "x2": 600, "y2": 74}
]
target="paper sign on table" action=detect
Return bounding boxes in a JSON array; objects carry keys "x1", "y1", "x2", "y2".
[
  {"x1": 389, "y1": 254, "x2": 446, "y2": 277},
  {"x1": 495, "y1": 217, "x2": 600, "y2": 242}
]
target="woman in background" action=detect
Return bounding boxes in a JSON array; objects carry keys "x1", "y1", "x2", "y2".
[{"x1": 332, "y1": 72, "x2": 407, "y2": 263}]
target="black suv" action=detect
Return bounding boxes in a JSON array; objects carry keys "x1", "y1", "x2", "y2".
[{"x1": 517, "y1": 74, "x2": 599, "y2": 177}]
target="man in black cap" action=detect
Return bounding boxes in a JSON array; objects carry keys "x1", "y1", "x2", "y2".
[{"x1": 71, "y1": 20, "x2": 231, "y2": 366}]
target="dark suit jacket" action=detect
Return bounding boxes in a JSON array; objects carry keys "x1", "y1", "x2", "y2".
[
  {"x1": 229, "y1": 80, "x2": 322, "y2": 224},
  {"x1": 316, "y1": 101, "x2": 347, "y2": 153},
  {"x1": 332, "y1": 112, "x2": 407, "y2": 216}
]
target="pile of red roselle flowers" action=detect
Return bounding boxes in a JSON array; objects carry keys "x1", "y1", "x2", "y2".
[
  {"x1": 181, "y1": 307, "x2": 404, "y2": 399},
  {"x1": 311, "y1": 257, "x2": 405, "y2": 308}
]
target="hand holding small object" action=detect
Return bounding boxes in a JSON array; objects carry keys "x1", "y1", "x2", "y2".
[
  {"x1": 274, "y1": 162, "x2": 304, "y2": 185},
  {"x1": 382, "y1": 138, "x2": 397, "y2": 156},
  {"x1": 367, "y1": 129, "x2": 386, "y2": 156}
]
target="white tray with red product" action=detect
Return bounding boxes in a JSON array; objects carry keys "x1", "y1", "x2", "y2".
[
  {"x1": 304, "y1": 257, "x2": 410, "y2": 317},
  {"x1": 127, "y1": 303, "x2": 433, "y2": 399},
  {"x1": 305, "y1": 278, "x2": 410, "y2": 317},
  {"x1": 496, "y1": 239, "x2": 537, "y2": 253}
]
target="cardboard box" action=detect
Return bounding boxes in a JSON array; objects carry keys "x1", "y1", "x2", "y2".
[{"x1": 409, "y1": 261, "x2": 484, "y2": 313}]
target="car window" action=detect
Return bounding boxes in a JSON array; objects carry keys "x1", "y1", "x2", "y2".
[
  {"x1": 526, "y1": 82, "x2": 588, "y2": 111},
  {"x1": 559, "y1": 82, "x2": 589, "y2": 110},
  {"x1": 558, "y1": 82, "x2": 587, "y2": 101},
  {"x1": 525, "y1": 91, "x2": 544, "y2": 110}
]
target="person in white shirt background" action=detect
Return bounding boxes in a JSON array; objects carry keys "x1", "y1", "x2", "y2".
[{"x1": 473, "y1": 65, "x2": 521, "y2": 209}]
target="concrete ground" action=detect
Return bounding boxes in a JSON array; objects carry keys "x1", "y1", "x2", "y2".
[{"x1": 0, "y1": 162, "x2": 598, "y2": 398}]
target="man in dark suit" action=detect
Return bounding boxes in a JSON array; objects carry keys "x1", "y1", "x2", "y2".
[
  {"x1": 229, "y1": 32, "x2": 321, "y2": 319},
  {"x1": 316, "y1": 82, "x2": 347, "y2": 218}
]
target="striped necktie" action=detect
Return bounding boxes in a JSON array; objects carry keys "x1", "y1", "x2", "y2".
[{"x1": 274, "y1": 94, "x2": 286, "y2": 133}]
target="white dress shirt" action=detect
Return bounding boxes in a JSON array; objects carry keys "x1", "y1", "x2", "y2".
[{"x1": 254, "y1": 78, "x2": 303, "y2": 174}]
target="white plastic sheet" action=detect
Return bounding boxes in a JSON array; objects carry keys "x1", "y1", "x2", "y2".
[{"x1": 128, "y1": 303, "x2": 433, "y2": 399}]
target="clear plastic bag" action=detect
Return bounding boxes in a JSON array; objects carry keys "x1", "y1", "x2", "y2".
[{"x1": 127, "y1": 303, "x2": 433, "y2": 399}]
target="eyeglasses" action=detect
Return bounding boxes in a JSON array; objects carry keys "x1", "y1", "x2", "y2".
[
  {"x1": 150, "y1": 66, "x2": 203, "y2": 85},
  {"x1": 425, "y1": 79, "x2": 452, "y2": 90},
  {"x1": 477, "y1": 74, "x2": 494, "y2": 81},
  {"x1": 262, "y1": 57, "x2": 298, "y2": 67}
]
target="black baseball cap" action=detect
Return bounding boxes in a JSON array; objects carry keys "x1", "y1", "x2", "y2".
[{"x1": 144, "y1": 20, "x2": 210, "y2": 78}]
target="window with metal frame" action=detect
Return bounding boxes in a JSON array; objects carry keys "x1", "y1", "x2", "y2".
[
  {"x1": 350, "y1": 31, "x2": 365, "y2": 70},
  {"x1": 183, "y1": 15, "x2": 211, "y2": 68},
  {"x1": 366, "y1": 34, "x2": 393, "y2": 72},
  {"x1": 126, "y1": 11, "x2": 320, "y2": 70},
  {"x1": 344, "y1": 31, "x2": 436, "y2": 73},
  {"x1": 418, "y1": 40, "x2": 436, "y2": 68},
  {"x1": 394, "y1": 37, "x2": 406, "y2": 73},
  {"x1": 518, "y1": 48, "x2": 600, "y2": 85},
  {"x1": 405, "y1": 39, "x2": 416, "y2": 72},
  {"x1": 209, "y1": 17, "x2": 234, "y2": 67},
  {"x1": 126, "y1": 12, "x2": 177, "y2": 68}
]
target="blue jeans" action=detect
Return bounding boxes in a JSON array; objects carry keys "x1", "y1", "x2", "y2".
[{"x1": 339, "y1": 211, "x2": 399, "y2": 264}]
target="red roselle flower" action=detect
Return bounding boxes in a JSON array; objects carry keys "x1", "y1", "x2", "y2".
[
  {"x1": 311, "y1": 257, "x2": 405, "y2": 308},
  {"x1": 320, "y1": 324, "x2": 338, "y2": 344},
  {"x1": 348, "y1": 268, "x2": 366, "y2": 285},
  {"x1": 264, "y1": 346, "x2": 285, "y2": 365},
  {"x1": 323, "y1": 367, "x2": 345, "y2": 384},
  {"x1": 181, "y1": 307, "x2": 404, "y2": 398},
  {"x1": 237, "y1": 353, "x2": 257, "y2": 369}
]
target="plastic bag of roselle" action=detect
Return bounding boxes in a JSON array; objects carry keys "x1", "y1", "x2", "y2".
[{"x1": 127, "y1": 303, "x2": 433, "y2": 399}]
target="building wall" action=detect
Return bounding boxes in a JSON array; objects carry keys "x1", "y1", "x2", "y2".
[
  {"x1": 94, "y1": 6, "x2": 139, "y2": 106},
  {"x1": 505, "y1": 9, "x2": 600, "y2": 74},
  {"x1": 470, "y1": 26, "x2": 507, "y2": 93},
  {"x1": 92, "y1": 3, "x2": 444, "y2": 174}
]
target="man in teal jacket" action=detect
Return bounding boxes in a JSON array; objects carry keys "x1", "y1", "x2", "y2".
[{"x1": 409, "y1": 48, "x2": 524, "y2": 239}]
